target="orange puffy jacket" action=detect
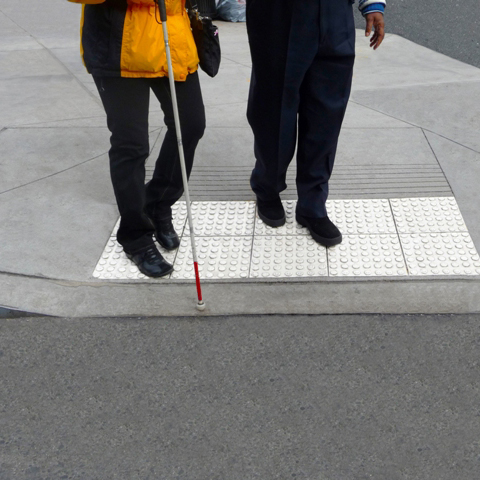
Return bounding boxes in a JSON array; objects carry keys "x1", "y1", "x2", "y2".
[{"x1": 70, "y1": 0, "x2": 199, "y2": 81}]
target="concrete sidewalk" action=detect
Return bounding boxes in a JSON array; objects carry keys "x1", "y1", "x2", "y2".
[{"x1": 1, "y1": 0, "x2": 479, "y2": 316}]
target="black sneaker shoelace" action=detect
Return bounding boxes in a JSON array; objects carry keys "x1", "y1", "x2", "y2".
[{"x1": 143, "y1": 247, "x2": 162, "y2": 264}]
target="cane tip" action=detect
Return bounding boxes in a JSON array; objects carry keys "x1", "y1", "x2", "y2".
[{"x1": 196, "y1": 301, "x2": 206, "y2": 312}]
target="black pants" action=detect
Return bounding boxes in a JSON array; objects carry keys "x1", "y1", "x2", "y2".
[
  {"x1": 246, "y1": 0, "x2": 355, "y2": 218},
  {"x1": 94, "y1": 73, "x2": 205, "y2": 253}
]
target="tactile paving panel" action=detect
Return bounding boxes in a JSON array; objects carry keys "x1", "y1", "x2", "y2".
[
  {"x1": 93, "y1": 197, "x2": 480, "y2": 280},
  {"x1": 329, "y1": 234, "x2": 408, "y2": 277},
  {"x1": 93, "y1": 220, "x2": 177, "y2": 280},
  {"x1": 328, "y1": 199, "x2": 396, "y2": 234},
  {"x1": 400, "y1": 233, "x2": 480, "y2": 276},
  {"x1": 171, "y1": 236, "x2": 253, "y2": 280},
  {"x1": 390, "y1": 197, "x2": 467, "y2": 234},
  {"x1": 251, "y1": 235, "x2": 328, "y2": 278},
  {"x1": 184, "y1": 201, "x2": 255, "y2": 237},
  {"x1": 167, "y1": 202, "x2": 188, "y2": 234},
  {"x1": 254, "y1": 199, "x2": 397, "y2": 236}
]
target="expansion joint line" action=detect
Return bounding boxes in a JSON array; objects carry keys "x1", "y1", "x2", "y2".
[
  {"x1": 0, "y1": 151, "x2": 109, "y2": 197},
  {"x1": 422, "y1": 128, "x2": 455, "y2": 197},
  {"x1": 350, "y1": 100, "x2": 480, "y2": 155}
]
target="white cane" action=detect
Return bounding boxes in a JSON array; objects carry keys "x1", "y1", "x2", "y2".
[{"x1": 157, "y1": 0, "x2": 205, "y2": 311}]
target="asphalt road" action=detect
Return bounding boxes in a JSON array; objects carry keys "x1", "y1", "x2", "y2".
[
  {"x1": 354, "y1": 0, "x2": 480, "y2": 68},
  {"x1": 2, "y1": 314, "x2": 480, "y2": 480}
]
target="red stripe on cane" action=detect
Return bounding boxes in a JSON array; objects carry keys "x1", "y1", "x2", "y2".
[{"x1": 194, "y1": 262, "x2": 203, "y2": 302}]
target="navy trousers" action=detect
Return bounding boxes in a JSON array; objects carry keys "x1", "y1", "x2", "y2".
[{"x1": 246, "y1": 0, "x2": 356, "y2": 218}]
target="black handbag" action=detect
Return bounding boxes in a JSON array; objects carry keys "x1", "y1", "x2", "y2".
[{"x1": 186, "y1": 0, "x2": 221, "y2": 77}]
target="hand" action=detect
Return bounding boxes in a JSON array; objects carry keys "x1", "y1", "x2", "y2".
[{"x1": 365, "y1": 13, "x2": 385, "y2": 50}]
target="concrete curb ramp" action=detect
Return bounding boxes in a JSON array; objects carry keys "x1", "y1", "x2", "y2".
[
  {"x1": 1, "y1": 273, "x2": 480, "y2": 317},
  {"x1": 1, "y1": 5, "x2": 480, "y2": 316}
]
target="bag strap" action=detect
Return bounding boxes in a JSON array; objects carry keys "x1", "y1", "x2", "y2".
[{"x1": 186, "y1": 0, "x2": 199, "y2": 12}]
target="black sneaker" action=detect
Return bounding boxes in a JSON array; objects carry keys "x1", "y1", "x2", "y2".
[
  {"x1": 296, "y1": 212, "x2": 342, "y2": 247},
  {"x1": 256, "y1": 197, "x2": 286, "y2": 227},
  {"x1": 147, "y1": 214, "x2": 180, "y2": 251},
  {"x1": 126, "y1": 245, "x2": 173, "y2": 278}
]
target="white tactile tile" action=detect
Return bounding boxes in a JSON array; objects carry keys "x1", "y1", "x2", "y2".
[
  {"x1": 250, "y1": 235, "x2": 328, "y2": 278},
  {"x1": 184, "y1": 201, "x2": 255, "y2": 236},
  {"x1": 400, "y1": 232, "x2": 480, "y2": 276},
  {"x1": 328, "y1": 234, "x2": 408, "y2": 277},
  {"x1": 328, "y1": 199, "x2": 396, "y2": 234},
  {"x1": 390, "y1": 197, "x2": 468, "y2": 234},
  {"x1": 93, "y1": 197, "x2": 480, "y2": 280},
  {"x1": 171, "y1": 236, "x2": 253, "y2": 280},
  {"x1": 170, "y1": 202, "x2": 188, "y2": 233}
]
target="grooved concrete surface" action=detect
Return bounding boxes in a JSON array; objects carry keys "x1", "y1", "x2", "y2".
[{"x1": 1, "y1": 1, "x2": 480, "y2": 315}]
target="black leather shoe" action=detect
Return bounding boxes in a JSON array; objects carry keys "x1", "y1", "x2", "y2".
[
  {"x1": 126, "y1": 245, "x2": 173, "y2": 278},
  {"x1": 148, "y1": 216, "x2": 180, "y2": 251},
  {"x1": 296, "y1": 212, "x2": 342, "y2": 247},
  {"x1": 256, "y1": 197, "x2": 286, "y2": 227}
]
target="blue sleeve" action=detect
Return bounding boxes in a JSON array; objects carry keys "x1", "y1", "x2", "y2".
[{"x1": 358, "y1": 1, "x2": 386, "y2": 16}]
